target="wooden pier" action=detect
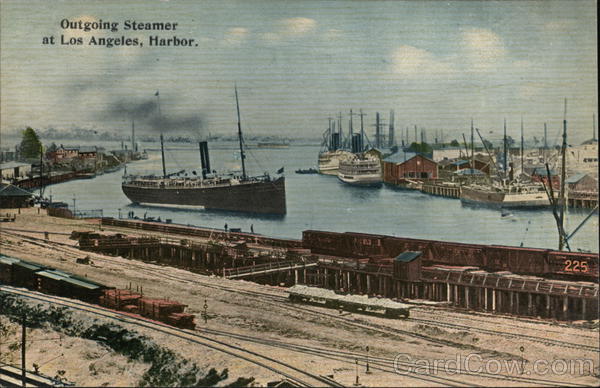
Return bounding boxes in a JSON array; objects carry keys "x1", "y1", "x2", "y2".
[
  {"x1": 305, "y1": 261, "x2": 598, "y2": 321},
  {"x1": 76, "y1": 222, "x2": 599, "y2": 322},
  {"x1": 420, "y1": 183, "x2": 461, "y2": 198},
  {"x1": 568, "y1": 191, "x2": 598, "y2": 209}
]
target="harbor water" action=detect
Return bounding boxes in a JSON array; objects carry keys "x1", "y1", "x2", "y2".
[{"x1": 44, "y1": 142, "x2": 598, "y2": 252}]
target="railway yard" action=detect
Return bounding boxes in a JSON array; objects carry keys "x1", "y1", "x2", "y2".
[{"x1": 1, "y1": 208, "x2": 599, "y2": 387}]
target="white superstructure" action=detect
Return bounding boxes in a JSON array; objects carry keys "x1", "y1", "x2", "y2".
[
  {"x1": 318, "y1": 150, "x2": 353, "y2": 175},
  {"x1": 337, "y1": 154, "x2": 382, "y2": 186}
]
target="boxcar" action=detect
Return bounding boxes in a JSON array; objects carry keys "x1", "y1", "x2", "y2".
[
  {"x1": 11, "y1": 260, "x2": 45, "y2": 288},
  {"x1": 548, "y1": 251, "x2": 598, "y2": 280},
  {"x1": 0, "y1": 256, "x2": 20, "y2": 284},
  {"x1": 485, "y1": 246, "x2": 549, "y2": 275}
]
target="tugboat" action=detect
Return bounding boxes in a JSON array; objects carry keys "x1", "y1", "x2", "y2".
[{"x1": 121, "y1": 87, "x2": 286, "y2": 215}]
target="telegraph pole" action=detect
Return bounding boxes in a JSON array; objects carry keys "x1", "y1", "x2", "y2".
[{"x1": 21, "y1": 313, "x2": 26, "y2": 388}]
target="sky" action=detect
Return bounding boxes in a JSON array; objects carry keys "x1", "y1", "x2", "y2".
[{"x1": 0, "y1": 0, "x2": 597, "y2": 144}]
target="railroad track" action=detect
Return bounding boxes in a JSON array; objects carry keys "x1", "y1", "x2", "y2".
[
  {"x1": 3, "y1": 230, "x2": 599, "y2": 354},
  {"x1": 200, "y1": 328, "x2": 598, "y2": 387},
  {"x1": 409, "y1": 317, "x2": 600, "y2": 353},
  {"x1": 2, "y1": 286, "x2": 593, "y2": 387},
  {"x1": 0, "y1": 286, "x2": 342, "y2": 388}
]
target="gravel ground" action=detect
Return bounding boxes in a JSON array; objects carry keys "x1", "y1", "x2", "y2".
[{"x1": 1, "y1": 208, "x2": 598, "y2": 387}]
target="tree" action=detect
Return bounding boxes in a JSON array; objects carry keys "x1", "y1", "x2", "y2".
[
  {"x1": 450, "y1": 139, "x2": 460, "y2": 147},
  {"x1": 19, "y1": 127, "x2": 42, "y2": 159},
  {"x1": 407, "y1": 142, "x2": 433, "y2": 155}
]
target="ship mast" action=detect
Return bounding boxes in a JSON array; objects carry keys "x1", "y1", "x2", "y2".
[
  {"x1": 503, "y1": 118, "x2": 508, "y2": 180},
  {"x1": 156, "y1": 91, "x2": 167, "y2": 178},
  {"x1": 558, "y1": 99, "x2": 568, "y2": 250},
  {"x1": 235, "y1": 86, "x2": 247, "y2": 180},
  {"x1": 470, "y1": 118, "x2": 474, "y2": 173},
  {"x1": 520, "y1": 116, "x2": 524, "y2": 178},
  {"x1": 359, "y1": 109, "x2": 366, "y2": 152}
]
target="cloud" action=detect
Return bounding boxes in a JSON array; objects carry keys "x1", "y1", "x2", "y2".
[
  {"x1": 460, "y1": 28, "x2": 506, "y2": 71},
  {"x1": 543, "y1": 20, "x2": 576, "y2": 34},
  {"x1": 223, "y1": 27, "x2": 249, "y2": 45},
  {"x1": 325, "y1": 29, "x2": 343, "y2": 40},
  {"x1": 279, "y1": 17, "x2": 317, "y2": 35},
  {"x1": 260, "y1": 17, "x2": 317, "y2": 42},
  {"x1": 391, "y1": 45, "x2": 454, "y2": 78}
]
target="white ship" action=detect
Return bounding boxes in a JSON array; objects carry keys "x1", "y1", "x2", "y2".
[
  {"x1": 460, "y1": 182, "x2": 550, "y2": 208},
  {"x1": 318, "y1": 149, "x2": 353, "y2": 175},
  {"x1": 337, "y1": 154, "x2": 382, "y2": 186}
]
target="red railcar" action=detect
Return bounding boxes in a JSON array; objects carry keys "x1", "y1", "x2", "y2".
[
  {"x1": 548, "y1": 251, "x2": 599, "y2": 279},
  {"x1": 484, "y1": 246, "x2": 549, "y2": 275},
  {"x1": 425, "y1": 241, "x2": 485, "y2": 268},
  {"x1": 302, "y1": 230, "x2": 599, "y2": 280},
  {"x1": 382, "y1": 236, "x2": 432, "y2": 259},
  {"x1": 343, "y1": 232, "x2": 387, "y2": 257}
]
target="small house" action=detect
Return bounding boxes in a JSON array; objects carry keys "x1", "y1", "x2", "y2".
[
  {"x1": 393, "y1": 251, "x2": 422, "y2": 281},
  {"x1": 0, "y1": 162, "x2": 32, "y2": 180},
  {"x1": 566, "y1": 173, "x2": 598, "y2": 193},
  {"x1": 0, "y1": 183, "x2": 33, "y2": 208}
]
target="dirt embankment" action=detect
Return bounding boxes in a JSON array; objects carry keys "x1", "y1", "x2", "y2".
[{"x1": 1, "y1": 208, "x2": 599, "y2": 387}]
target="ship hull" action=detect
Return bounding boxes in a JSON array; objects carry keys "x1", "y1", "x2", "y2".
[
  {"x1": 460, "y1": 186, "x2": 550, "y2": 209},
  {"x1": 337, "y1": 174, "x2": 382, "y2": 187},
  {"x1": 122, "y1": 177, "x2": 286, "y2": 215}
]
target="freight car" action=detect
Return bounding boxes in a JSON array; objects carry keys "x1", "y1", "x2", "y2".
[
  {"x1": 0, "y1": 255, "x2": 195, "y2": 329},
  {"x1": 288, "y1": 285, "x2": 411, "y2": 318},
  {"x1": 98, "y1": 289, "x2": 196, "y2": 329},
  {"x1": 34, "y1": 270, "x2": 106, "y2": 303},
  {"x1": 302, "y1": 230, "x2": 599, "y2": 281}
]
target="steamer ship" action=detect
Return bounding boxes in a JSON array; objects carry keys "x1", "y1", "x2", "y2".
[
  {"x1": 121, "y1": 88, "x2": 286, "y2": 215},
  {"x1": 337, "y1": 154, "x2": 382, "y2": 186}
]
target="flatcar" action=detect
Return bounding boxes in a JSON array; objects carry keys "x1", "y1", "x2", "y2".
[{"x1": 288, "y1": 285, "x2": 411, "y2": 318}]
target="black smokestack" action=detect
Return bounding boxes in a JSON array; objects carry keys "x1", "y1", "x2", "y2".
[{"x1": 199, "y1": 141, "x2": 210, "y2": 179}]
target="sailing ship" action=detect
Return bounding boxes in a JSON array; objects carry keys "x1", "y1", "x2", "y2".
[
  {"x1": 459, "y1": 118, "x2": 550, "y2": 208},
  {"x1": 460, "y1": 182, "x2": 550, "y2": 208},
  {"x1": 337, "y1": 154, "x2": 382, "y2": 186},
  {"x1": 121, "y1": 88, "x2": 286, "y2": 215}
]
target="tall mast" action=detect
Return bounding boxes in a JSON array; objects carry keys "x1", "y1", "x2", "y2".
[
  {"x1": 337, "y1": 112, "x2": 343, "y2": 148},
  {"x1": 593, "y1": 113, "x2": 597, "y2": 141},
  {"x1": 559, "y1": 99, "x2": 568, "y2": 250},
  {"x1": 388, "y1": 109, "x2": 395, "y2": 148},
  {"x1": 359, "y1": 109, "x2": 366, "y2": 151},
  {"x1": 131, "y1": 120, "x2": 135, "y2": 152},
  {"x1": 470, "y1": 118, "x2": 475, "y2": 171},
  {"x1": 503, "y1": 118, "x2": 508, "y2": 176},
  {"x1": 349, "y1": 109, "x2": 353, "y2": 139},
  {"x1": 520, "y1": 116, "x2": 524, "y2": 177},
  {"x1": 413, "y1": 125, "x2": 417, "y2": 144},
  {"x1": 235, "y1": 85, "x2": 247, "y2": 180},
  {"x1": 160, "y1": 134, "x2": 166, "y2": 178},
  {"x1": 156, "y1": 91, "x2": 167, "y2": 178},
  {"x1": 374, "y1": 112, "x2": 380, "y2": 148},
  {"x1": 39, "y1": 144, "x2": 43, "y2": 198}
]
